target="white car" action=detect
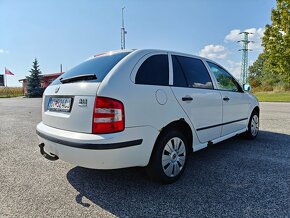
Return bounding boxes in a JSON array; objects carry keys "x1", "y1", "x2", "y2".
[{"x1": 37, "y1": 49, "x2": 259, "y2": 183}]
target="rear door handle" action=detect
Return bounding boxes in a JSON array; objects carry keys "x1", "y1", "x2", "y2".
[
  {"x1": 182, "y1": 96, "x2": 193, "y2": 102},
  {"x1": 223, "y1": 97, "x2": 230, "y2": 101}
]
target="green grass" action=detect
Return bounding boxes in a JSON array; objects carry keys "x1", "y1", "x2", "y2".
[{"x1": 253, "y1": 91, "x2": 290, "y2": 102}]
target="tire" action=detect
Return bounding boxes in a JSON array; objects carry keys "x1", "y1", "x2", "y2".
[
  {"x1": 146, "y1": 130, "x2": 189, "y2": 184},
  {"x1": 244, "y1": 111, "x2": 259, "y2": 139}
]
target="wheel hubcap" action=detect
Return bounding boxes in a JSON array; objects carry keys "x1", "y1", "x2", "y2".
[
  {"x1": 162, "y1": 137, "x2": 186, "y2": 177},
  {"x1": 251, "y1": 115, "x2": 259, "y2": 136}
]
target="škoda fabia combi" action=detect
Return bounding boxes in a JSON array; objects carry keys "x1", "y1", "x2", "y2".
[{"x1": 37, "y1": 49, "x2": 259, "y2": 183}]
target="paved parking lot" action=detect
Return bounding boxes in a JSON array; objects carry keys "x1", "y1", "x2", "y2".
[{"x1": 0, "y1": 98, "x2": 289, "y2": 217}]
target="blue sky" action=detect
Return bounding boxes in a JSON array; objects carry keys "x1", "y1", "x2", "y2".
[{"x1": 0, "y1": 0, "x2": 276, "y2": 86}]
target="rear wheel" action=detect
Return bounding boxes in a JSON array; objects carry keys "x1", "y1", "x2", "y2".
[
  {"x1": 244, "y1": 111, "x2": 259, "y2": 139},
  {"x1": 146, "y1": 130, "x2": 189, "y2": 183}
]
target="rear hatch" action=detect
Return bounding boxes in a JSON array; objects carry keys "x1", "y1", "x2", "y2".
[{"x1": 42, "y1": 51, "x2": 130, "y2": 133}]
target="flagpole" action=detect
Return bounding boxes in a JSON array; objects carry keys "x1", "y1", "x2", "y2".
[{"x1": 5, "y1": 67, "x2": 7, "y2": 87}]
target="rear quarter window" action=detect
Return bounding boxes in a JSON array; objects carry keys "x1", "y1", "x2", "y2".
[
  {"x1": 135, "y1": 54, "x2": 169, "y2": 86},
  {"x1": 52, "y1": 52, "x2": 130, "y2": 85}
]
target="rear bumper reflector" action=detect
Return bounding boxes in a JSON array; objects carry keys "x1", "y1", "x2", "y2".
[{"x1": 36, "y1": 130, "x2": 143, "y2": 150}]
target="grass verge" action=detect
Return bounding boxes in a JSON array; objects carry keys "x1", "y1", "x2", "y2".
[{"x1": 253, "y1": 91, "x2": 290, "y2": 102}]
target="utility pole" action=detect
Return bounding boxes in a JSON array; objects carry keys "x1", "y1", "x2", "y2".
[
  {"x1": 121, "y1": 7, "x2": 127, "y2": 50},
  {"x1": 238, "y1": 32, "x2": 253, "y2": 85}
]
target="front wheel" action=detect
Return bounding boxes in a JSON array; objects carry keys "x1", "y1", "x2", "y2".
[
  {"x1": 146, "y1": 130, "x2": 189, "y2": 184},
  {"x1": 244, "y1": 111, "x2": 259, "y2": 139}
]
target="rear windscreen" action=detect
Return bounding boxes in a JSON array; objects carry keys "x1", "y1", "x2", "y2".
[{"x1": 52, "y1": 52, "x2": 131, "y2": 85}]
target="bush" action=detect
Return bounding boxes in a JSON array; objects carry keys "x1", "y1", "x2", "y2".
[
  {"x1": 262, "y1": 86, "x2": 274, "y2": 92},
  {"x1": 249, "y1": 78, "x2": 261, "y2": 88},
  {"x1": 273, "y1": 82, "x2": 290, "y2": 92}
]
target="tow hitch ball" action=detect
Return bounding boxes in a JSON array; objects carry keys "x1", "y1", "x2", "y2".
[{"x1": 38, "y1": 143, "x2": 59, "y2": 161}]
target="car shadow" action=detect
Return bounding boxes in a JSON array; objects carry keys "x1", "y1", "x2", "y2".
[{"x1": 66, "y1": 130, "x2": 290, "y2": 217}]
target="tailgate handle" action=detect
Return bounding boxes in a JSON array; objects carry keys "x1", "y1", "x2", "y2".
[{"x1": 182, "y1": 96, "x2": 193, "y2": 102}]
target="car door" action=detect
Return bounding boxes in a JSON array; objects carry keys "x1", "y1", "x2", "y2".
[
  {"x1": 206, "y1": 61, "x2": 250, "y2": 136},
  {"x1": 170, "y1": 54, "x2": 223, "y2": 143}
]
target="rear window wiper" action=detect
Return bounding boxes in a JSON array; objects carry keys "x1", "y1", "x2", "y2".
[{"x1": 59, "y1": 74, "x2": 97, "y2": 84}]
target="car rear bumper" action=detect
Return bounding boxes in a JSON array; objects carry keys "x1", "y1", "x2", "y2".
[{"x1": 36, "y1": 122, "x2": 158, "y2": 169}]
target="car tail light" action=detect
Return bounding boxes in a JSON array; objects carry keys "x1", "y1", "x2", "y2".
[{"x1": 92, "y1": 97, "x2": 125, "y2": 134}]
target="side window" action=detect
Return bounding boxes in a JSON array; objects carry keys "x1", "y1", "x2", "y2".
[
  {"x1": 207, "y1": 62, "x2": 241, "y2": 92},
  {"x1": 172, "y1": 56, "x2": 188, "y2": 87},
  {"x1": 173, "y1": 55, "x2": 213, "y2": 89},
  {"x1": 135, "y1": 55, "x2": 169, "y2": 86}
]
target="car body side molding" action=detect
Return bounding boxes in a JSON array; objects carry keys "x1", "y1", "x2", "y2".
[{"x1": 196, "y1": 118, "x2": 248, "y2": 131}]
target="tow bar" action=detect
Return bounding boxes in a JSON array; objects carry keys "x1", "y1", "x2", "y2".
[{"x1": 38, "y1": 143, "x2": 59, "y2": 161}]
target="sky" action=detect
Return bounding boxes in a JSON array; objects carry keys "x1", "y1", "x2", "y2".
[{"x1": 0, "y1": 0, "x2": 276, "y2": 87}]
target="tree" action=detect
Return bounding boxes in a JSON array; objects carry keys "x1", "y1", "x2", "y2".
[
  {"x1": 262, "y1": 0, "x2": 290, "y2": 84},
  {"x1": 249, "y1": 0, "x2": 290, "y2": 90},
  {"x1": 248, "y1": 54, "x2": 264, "y2": 88},
  {"x1": 249, "y1": 54, "x2": 265, "y2": 79},
  {"x1": 26, "y1": 59, "x2": 43, "y2": 97}
]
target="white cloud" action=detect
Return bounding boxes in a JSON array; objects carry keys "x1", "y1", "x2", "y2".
[
  {"x1": 279, "y1": 30, "x2": 286, "y2": 36},
  {"x1": 246, "y1": 28, "x2": 264, "y2": 51},
  {"x1": 224, "y1": 60, "x2": 241, "y2": 79},
  {"x1": 199, "y1": 44, "x2": 228, "y2": 59},
  {"x1": 0, "y1": 49, "x2": 9, "y2": 54},
  {"x1": 197, "y1": 27, "x2": 265, "y2": 81},
  {"x1": 224, "y1": 29, "x2": 241, "y2": 42},
  {"x1": 224, "y1": 27, "x2": 264, "y2": 51}
]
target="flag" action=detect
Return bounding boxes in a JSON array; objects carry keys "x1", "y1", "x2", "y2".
[{"x1": 5, "y1": 68, "x2": 14, "y2": 75}]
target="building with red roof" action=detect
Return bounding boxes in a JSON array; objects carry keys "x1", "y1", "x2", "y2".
[{"x1": 19, "y1": 72, "x2": 63, "y2": 95}]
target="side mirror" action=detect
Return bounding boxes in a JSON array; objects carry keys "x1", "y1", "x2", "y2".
[{"x1": 243, "y1": 83, "x2": 251, "y2": 92}]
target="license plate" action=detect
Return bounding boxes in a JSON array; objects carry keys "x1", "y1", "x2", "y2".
[{"x1": 47, "y1": 97, "x2": 72, "y2": 112}]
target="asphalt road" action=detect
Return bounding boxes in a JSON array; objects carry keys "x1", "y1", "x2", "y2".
[{"x1": 0, "y1": 98, "x2": 289, "y2": 217}]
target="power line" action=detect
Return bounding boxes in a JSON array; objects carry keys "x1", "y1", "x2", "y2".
[{"x1": 238, "y1": 32, "x2": 254, "y2": 84}]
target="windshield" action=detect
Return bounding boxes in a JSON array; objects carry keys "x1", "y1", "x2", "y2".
[{"x1": 52, "y1": 52, "x2": 131, "y2": 85}]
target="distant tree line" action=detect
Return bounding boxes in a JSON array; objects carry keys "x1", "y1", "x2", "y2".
[{"x1": 249, "y1": 0, "x2": 290, "y2": 91}]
